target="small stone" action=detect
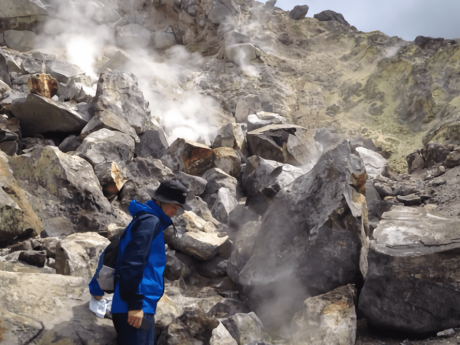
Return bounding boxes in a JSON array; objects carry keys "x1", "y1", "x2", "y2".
[
  {"x1": 432, "y1": 177, "x2": 447, "y2": 186},
  {"x1": 396, "y1": 194, "x2": 422, "y2": 206},
  {"x1": 437, "y1": 329, "x2": 455, "y2": 338}
]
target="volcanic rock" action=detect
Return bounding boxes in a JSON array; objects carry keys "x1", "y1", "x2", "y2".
[
  {"x1": 26, "y1": 73, "x2": 59, "y2": 99},
  {"x1": 152, "y1": 29, "x2": 177, "y2": 50},
  {"x1": 18, "y1": 250, "x2": 47, "y2": 267},
  {"x1": 0, "y1": 0, "x2": 48, "y2": 31},
  {"x1": 10, "y1": 93, "x2": 90, "y2": 136},
  {"x1": 207, "y1": 0, "x2": 239, "y2": 25},
  {"x1": 422, "y1": 142, "x2": 450, "y2": 169},
  {"x1": 213, "y1": 147, "x2": 241, "y2": 177},
  {"x1": 210, "y1": 322, "x2": 238, "y2": 345},
  {"x1": 225, "y1": 43, "x2": 261, "y2": 66},
  {"x1": 8, "y1": 146, "x2": 112, "y2": 234},
  {"x1": 406, "y1": 149, "x2": 425, "y2": 173},
  {"x1": 291, "y1": 285, "x2": 357, "y2": 345},
  {"x1": 177, "y1": 171, "x2": 207, "y2": 196},
  {"x1": 202, "y1": 168, "x2": 238, "y2": 207},
  {"x1": 0, "y1": 271, "x2": 116, "y2": 344},
  {"x1": 164, "y1": 210, "x2": 229, "y2": 261},
  {"x1": 0, "y1": 151, "x2": 43, "y2": 243},
  {"x1": 445, "y1": 150, "x2": 460, "y2": 168},
  {"x1": 75, "y1": 128, "x2": 135, "y2": 167},
  {"x1": 222, "y1": 312, "x2": 270, "y2": 344},
  {"x1": 314, "y1": 10, "x2": 350, "y2": 25},
  {"x1": 55, "y1": 232, "x2": 110, "y2": 278},
  {"x1": 355, "y1": 147, "x2": 389, "y2": 178},
  {"x1": 235, "y1": 95, "x2": 263, "y2": 123},
  {"x1": 0, "y1": 47, "x2": 12, "y2": 87},
  {"x1": 45, "y1": 60, "x2": 82, "y2": 84},
  {"x1": 135, "y1": 127, "x2": 169, "y2": 159},
  {"x1": 211, "y1": 187, "x2": 238, "y2": 224},
  {"x1": 396, "y1": 193, "x2": 422, "y2": 206},
  {"x1": 81, "y1": 109, "x2": 139, "y2": 143},
  {"x1": 40, "y1": 237, "x2": 60, "y2": 258},
  {"x1": 289, "y1": 5, "x2": 309, "y2": 20},
  {"x1": 195, "y1": 256, "x2": 228, "y2": 278},
  {"x1": 116, "y1": 24, "x2": 152, "y2": 49},
  {"x1": 157, "y1": 310, "x2": 219, "y2": 345},
  {"x1": 233, "y1": 141, "x2": 367, "y2": 296},
  {"x1": 94, "y1": 161, "x2": 128, "y2": 198},
  {"x1": 162, "y1": 138, "x2": 214, "y2": 176},
  {"x1": 247, "y1": 112, "x2": 287, "y2": 132},
  {"x1": 0, "y1": 305, "x2": 43, "y2": 344},
  {"x1": 246, "y1": 124, "x2": 318, "y2": 166},
  {"x1": 156, "y1": 294, "x2": 184, "y2": 333},
  {"x1": 359, "y1": 206, "x2": 460, "y2": 334},
  {"x1": 92, "y1": 69, "x2": 151, "y2": 134},
  {"x1": 4, "y1": 30, "x2": 36, "y2": 52},
  {"x1": 212, "y1": 122, "x2": 245, "y2": 150}
]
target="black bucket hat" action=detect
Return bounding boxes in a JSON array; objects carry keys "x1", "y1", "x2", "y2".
[{"x1": 147, "y1": 180, "x2": 190, "y2": 210}]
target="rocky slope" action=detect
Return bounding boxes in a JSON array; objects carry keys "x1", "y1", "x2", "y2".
[{"x1": 1, "y1": 0, "x2": 460, "y2": 344}]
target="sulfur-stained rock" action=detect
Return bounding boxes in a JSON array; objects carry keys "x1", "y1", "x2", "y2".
[
  {"x1": 213, "y1": 147, "x2": 241, "y2": 177},
  {"x1": 8, "y1": 146, "x2": 112, "y2": 235},
  {"x1": 156, "y1": 294, "x2": 183, "y2": 333},
  {"x1": 0, "y1": 152, "x2": 43, "y2": 243},
  {"x1": 81, "y1": 110, "x2": 139, "y2": 143},
  {"x1": 162, "y1": 138, "x2": 214, "y2": 176},
  {"x1": 0, "y1": 271, "x2": 116, "y2": 344},
  {"x1": 27, "y1": 73, "x2": 59, "y2": 99},
  {"x1": 92, "y1": 69, "x2": 151, "y2": 134},
  {"x1": 247, "y1": 124, "x2": 318, "y2": 166},
  {"x1": 75, "y1": 128, "x2": 135, "y2": 167},
  {"x1": 164, "y1": 211, "x2": 229, "y2": 261},
  {"x1": 10, "y1": 93, "x2": 90, "y2": 136},
  {"x1": 55, "y1": 232, "x2": 110, "y2": 278},
  {"x1": 94, "y1": 161, "x2": 128, "y2": 198},
  {"x1": 291, "y1": 285, "x2": 357, "y2": 345},
  {"x1": 359, "y1": 206, "x2": 460, "y2": 334}
]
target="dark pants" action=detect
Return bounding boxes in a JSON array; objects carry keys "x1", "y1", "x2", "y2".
[{"x1": 112, "y1": 313, "x2": 155, "y2": 345}]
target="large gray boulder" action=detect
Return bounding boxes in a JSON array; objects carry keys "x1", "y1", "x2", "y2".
[
  {"x1": 92, "y1": 69, "x2": 151, "y2": 134},
  {"x1": 291, "y1": 285, "x2": 357, "y2": 345},
  {"x1": 247, "y1": 112, "x2": 286, "y2": 132},
  {"x1": 152, "y1": 29, "x2": 177, "y2": 50},
  {"x1": 164, "y1": 211, "x2": 229, "y2": 261},
  {"x1": 0, "y1": 271, "x2": 116, "y2": 344},
  {"x1": 208, "y1": 0, "x2": 239, "y2": 25},
  {"x1": 201, "y1": 168, "x2": 238, "y2": 207},
  {"x1": 0, "y1": 0, "x2": 48, "y2": 31},
  {"x1": 212, "y1": 122, "x2": 245, "y2": 150},
  {"x1": 314, "y1": 10, "x2": 350, "y2": 26},
  {"x1": 81, "y1": 109, "x2": 139, "y2": 143},
  {"x1": 116, "y1": 24, "x2": 152, "y2": 49},
  {"x1": 0, "y1": 152, "x2": 43, "y2": 243},
  {"x1": 233, "y1": 141, "x2": 367, "y2": 294},
  {"x1": 246, "y1": 124, "x2": 318, "y2": 166},
  {"x1": 55, "y1": 232, "x2": 110, "y2": 278},
  {"x1": 4, "y1": 30, "x2": 36, "y2": 51},
  {"x1": 211, "y1": 187, "x2": 238, "y2": 224},
  {"x1": 75, "y1": 128, "x2": 135, "y2": 167},
  {"x1": 10, "y1": 94, "x2": 90, "y2": 136},
  {"x1": 359, "y1": 206, "x2": 460, "y2": 334},
  {"x1": 135, "y1": 127, "x2": 169, "y2": 159},
  {"x1": 8, "y1": 146, "x2": 113, "y2": 235}
]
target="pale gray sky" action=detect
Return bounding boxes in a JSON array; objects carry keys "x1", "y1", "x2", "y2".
[{"x1": 271, "y1": 0, "x2": 460, "y2": 41}]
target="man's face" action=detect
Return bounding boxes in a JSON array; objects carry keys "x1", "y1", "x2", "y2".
[{"x1": 162, "y1": 203, "x2": 181, "y2": 217}]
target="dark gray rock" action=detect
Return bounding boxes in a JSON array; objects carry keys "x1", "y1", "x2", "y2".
[
  {"x1": 314, "y1": 10, "x2": 350, "y2": 25},
  {"x1": 75, "y1": 128, "x2": 135, "y2": 167},
  {"x1": 212, "y1": 122, "x2": 245, "y2": 151},
  {"x1": 422, "y1": 142, "x2": 450, "y2": 169},
  {"x1": 208, "y1": 0, "x2": 239, "y2": 25},
  {"x1": 81, "y1": 110, "x2": 139, "y2": 143},
  {"x1": 406, "y1": 149, "x2": 425, "y2": 173},
  {"x1": 196, "y1": 256, "x2": 227, "y2": 278},
  {"x1": 289, "y1": 5, "x2": 309, "y2": 20},
  {"x1": 4, "y1": 30, "x2": 35, "y2": 52},
  {"x1": 10, "y1": 94, "x2": 90, "y2": 136},
  {"x1": 359, "y1": 206, "x2": 460, "y2": 334},
  {"x1": 18, "y1": 250, "x2": 46, "y2": 267},
  {"x1": 201, "y1": 168, "x2": 238, "y2": 207},
  {"x1": 211, "y1": 187, "x2": 238, "y2": 224},
  {"x1": 444, "y1": 150, "x2": 460, "y2": 168},
  {"x1": 157, "y1": 310, "x2": 219, "y2": 345},
  {"x1": 92, "y1": 69, "x2": 151, "y2": 134},
  {"x1": 45, "y1": 60, "x2": 81, "y2": 84},
  {"x1": 232, "y1": 141, "x2": 367, "y2": 297},
  {"x1": 396, "y1": 193, "x2": 422, "y2": 206},
  {"x1": 177, "y1": 171, "x2": 207, "y2": 196},
  {"x1": 135, "y1": 128, "x2": 169, "y2": 159},
  {"x1": 246, "y1": 124, "x2": 318, "y2": 166},
  {"x1": 58, "y1": 135, "x2": 81, "y2": 153}
]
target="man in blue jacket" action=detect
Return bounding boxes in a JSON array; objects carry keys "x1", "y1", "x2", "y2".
[{"x1": 89, "y1": 180, "x2": 189, "y2": 345}]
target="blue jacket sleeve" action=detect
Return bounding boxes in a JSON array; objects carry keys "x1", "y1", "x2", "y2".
[
  {"x1": 118, "y1": 214, "x2": 162, "y2": 311},
  {"x1": 89, "y1": 251, "x2": 105, "y2": 297}
]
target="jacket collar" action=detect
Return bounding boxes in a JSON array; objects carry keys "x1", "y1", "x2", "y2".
[{"x1": 128, "y1": 199, "x2": 173, "y2": 229}]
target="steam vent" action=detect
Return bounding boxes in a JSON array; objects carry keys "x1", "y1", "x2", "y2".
[{"x1": 1, "y1": 0, "x2": 460, "y2": 344}]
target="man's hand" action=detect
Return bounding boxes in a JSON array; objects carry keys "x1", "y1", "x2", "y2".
[
  {"x1": 93, "y1": 296, "x2": 103, "y2": 300},
  {"x1": 128, "y1": 309, "x2": 144, "y2": 329}
]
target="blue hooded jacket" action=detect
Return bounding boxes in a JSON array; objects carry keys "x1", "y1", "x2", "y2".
[{"x1": 89, "y1": 200, "x2": 172, "y2": 314}]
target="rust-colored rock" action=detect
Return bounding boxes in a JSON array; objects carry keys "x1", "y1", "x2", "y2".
[
  {"x1": 212, "y1": 147, "x2": 241, "y2": 177},
  {"x1": 27, "y1": 73, "x2": 58, "y2": 99}
]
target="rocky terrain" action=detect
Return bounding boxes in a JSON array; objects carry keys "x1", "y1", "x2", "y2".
[{"x1": 1, "y1": 0, "x2": 460, "y2": 344}]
